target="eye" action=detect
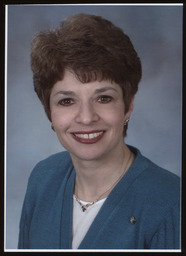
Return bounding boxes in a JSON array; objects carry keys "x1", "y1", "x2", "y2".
[
  {"x1": 98, "y1": 95, "x2": 112, "y2": 104},
  {"x1": 58, "y1": 98, "x2": 74, "y2": 106}
]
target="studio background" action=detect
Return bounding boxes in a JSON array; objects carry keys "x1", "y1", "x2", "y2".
[{"x1": 5, "y1": 4, "x2": 182, "y2": 249}]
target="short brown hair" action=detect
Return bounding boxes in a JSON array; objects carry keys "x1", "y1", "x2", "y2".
[{"x1": 31, "y1": 14, "x2": 142, "y2": 136}]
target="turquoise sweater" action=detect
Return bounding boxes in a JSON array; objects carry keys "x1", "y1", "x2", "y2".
[{"x1": 18, "y1": 146, "x2": 180, "y2": 249}]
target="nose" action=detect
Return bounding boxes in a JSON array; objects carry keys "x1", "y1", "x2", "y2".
[{"x1": 75, "y1": 102, "x2": 99, "y2": 125}]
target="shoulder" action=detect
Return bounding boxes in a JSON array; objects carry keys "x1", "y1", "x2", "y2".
[
  {"x1": 33, "y1": 151, "x2": 72, "y2": 171},
  {"x1": 129, "y1": 146, "x2": 180, "y2": 207},
  {"x1": 28, "y1": 151, "x2": 73, "y2": 188},
  {"x1": 141, "y1": 161, "x2": 180, "y2": 208},
  {"x1": 140, "y1": 156, "x2": 179, "y2": 199}
]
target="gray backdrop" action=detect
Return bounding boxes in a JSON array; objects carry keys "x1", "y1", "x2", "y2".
[{"x1": 6, "y1": 4, "x2": 182, "y2": 249}]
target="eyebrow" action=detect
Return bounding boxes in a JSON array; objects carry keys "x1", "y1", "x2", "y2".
[
  {"x1": 94, "y1": 87, "x2": 118, "y2": 94},
  {"x1": 54, "y1": 91, "x2": 75, "y2": 96},
  {"x1": 54, "y1": 86, "x2": 118, "y2": 96}
]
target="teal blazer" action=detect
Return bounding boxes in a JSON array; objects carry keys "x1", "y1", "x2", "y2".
[{"x1": 18, "y1": 146, "x2": 180, "y2": 249}]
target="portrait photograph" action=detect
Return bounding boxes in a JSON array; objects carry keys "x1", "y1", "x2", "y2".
[{"x1": 4, "y1": 3, "x2": 182, "y2": 252}]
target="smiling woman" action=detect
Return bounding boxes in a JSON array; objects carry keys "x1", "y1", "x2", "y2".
[
  {"x1": 50, "y1": 70, "x2": 130, "y2": 162},
  {"x1": 18, "y1": 14, "x2": 180, "y2": 250}
]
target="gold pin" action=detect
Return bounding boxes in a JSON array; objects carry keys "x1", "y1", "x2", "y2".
[{"x1": 130, "y1": 216, "x2": 136, "y2": 224}]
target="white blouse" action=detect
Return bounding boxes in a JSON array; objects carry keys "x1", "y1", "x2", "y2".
[{"x1": 72, "y1": 195, "x2": 106, "y2": 249}]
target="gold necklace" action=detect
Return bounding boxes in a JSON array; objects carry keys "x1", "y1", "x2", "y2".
[{"x1": 74, "y1": 151, "x2": 132, "y2": 212}]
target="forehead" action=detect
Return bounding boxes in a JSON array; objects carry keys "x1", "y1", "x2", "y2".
[{"x1": 51, "y1": 70, "x2": 122, "y2": 95}]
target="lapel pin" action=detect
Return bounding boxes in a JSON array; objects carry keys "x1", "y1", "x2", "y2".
[{"x1": 130, "y1": 216, "x2": 136, "y2": 224}]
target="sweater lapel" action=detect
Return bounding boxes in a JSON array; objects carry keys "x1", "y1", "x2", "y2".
[{"x1": 60, "y1": 167, "x2": 75, "y2": 248}]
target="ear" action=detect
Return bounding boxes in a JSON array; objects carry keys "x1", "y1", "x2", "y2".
[{"x1": 128, "y1": 98, "x2": 134, "y2": 112}]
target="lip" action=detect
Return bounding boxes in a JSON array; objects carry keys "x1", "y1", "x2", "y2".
[{"x1": 71, "y1": 130, "x2": 105, "y2": 144}]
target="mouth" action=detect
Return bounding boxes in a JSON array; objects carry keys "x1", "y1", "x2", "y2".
[{"x1": 71, "y1": 131, "x2": 105, "y2": 144}]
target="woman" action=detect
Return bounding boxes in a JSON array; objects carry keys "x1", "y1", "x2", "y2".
[{"x1": 18, "y1": 14, "x2": 180, "y2": 249}]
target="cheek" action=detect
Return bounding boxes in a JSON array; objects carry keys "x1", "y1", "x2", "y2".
[
  {"x1": 50, "y1": 109, "x2": 72, "y2": 129},
  {"x1": 101, "y1": 105, "x2": 125, "y2": 126}
]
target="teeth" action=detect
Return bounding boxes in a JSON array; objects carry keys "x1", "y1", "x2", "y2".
[{"x1": 74, "y1": 131, "x2": 103, "y2": 139}]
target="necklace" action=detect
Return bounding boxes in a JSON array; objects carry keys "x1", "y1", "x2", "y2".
[
  {"x1": 74, "y1": 150, "x2": 133, "y2": 212},
  {"x1": 74, "y1": 195, "x2": 101, "y2": 212}
]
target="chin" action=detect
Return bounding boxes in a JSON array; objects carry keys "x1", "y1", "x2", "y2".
[{"x1": 69, "y1": 148, "x2": 106, "y2": 162}]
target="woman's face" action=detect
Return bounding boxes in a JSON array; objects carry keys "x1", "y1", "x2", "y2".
[{"x1": 50, "y1": 70, "x2": 133, "y2": 162}]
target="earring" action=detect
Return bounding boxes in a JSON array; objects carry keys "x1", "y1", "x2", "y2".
[{"x1": 124, "y1": 118, "x2": 130, "y2": 126}]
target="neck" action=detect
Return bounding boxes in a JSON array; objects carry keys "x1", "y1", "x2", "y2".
[{"x1": 71, "y1": 143, "x2": 134, "y2": 202}]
